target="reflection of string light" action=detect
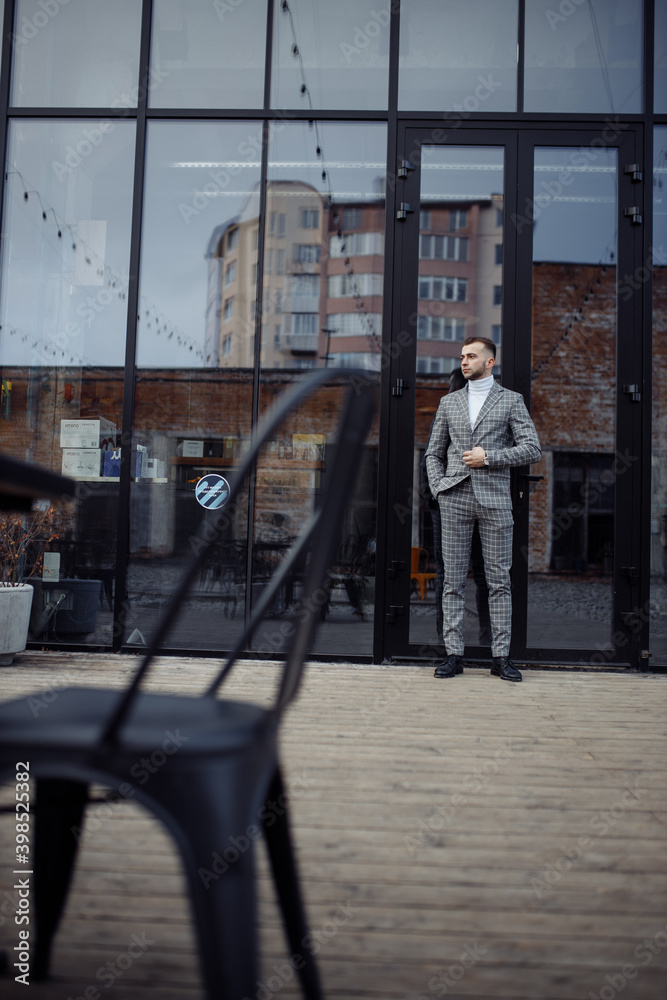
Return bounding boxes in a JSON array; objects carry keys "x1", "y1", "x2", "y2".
[
  {"x1": 280, "y1": 1, "x2": 381, "y2": 357},
  {"x1": 2, "y1": 168, "x2": 204, "y2": 365},
  {"x1": 531, "y1": 224, "x2": 617, "y2": 381}
]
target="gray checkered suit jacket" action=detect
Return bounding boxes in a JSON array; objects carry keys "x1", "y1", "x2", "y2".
[{"x1": 425, "y1": 380, "x2": 541, "y2": 509}]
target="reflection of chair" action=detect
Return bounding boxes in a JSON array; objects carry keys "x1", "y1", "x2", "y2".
[
  {"x1": 322, "y1": 532, "x2": 375, "y2": 621},
  {"x1": 411, "y1": 546, "x2": 437, "y2": 600},
  {"x1": 0, "y1": 370, "x2": 376, "y2": 999}
]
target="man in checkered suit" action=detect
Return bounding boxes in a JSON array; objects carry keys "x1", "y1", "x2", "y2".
[{"x1": 425, "y1": 338, "x2": 541, "y2": 682}]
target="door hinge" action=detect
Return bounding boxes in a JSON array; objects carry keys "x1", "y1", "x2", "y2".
[
  {"x1": 386, "y1": 604, "x2": 405, "y2": 623},
  {"x1": 624, "y1": 206, "x2": 642, "y2": 224},
  {"x1": 396, "y1": 202, "x2": 414, "y2": 220},
  {"x1": 392, "y1": 378, "x2": 410, "y2": 397},
  {"x1": 623, "y1": 383, "x2": 641, "y2": 402},
  {"x1": 397, "y1": 159, "x2": 416, "y2": 179},
  {"x1": 624, "y1": 163, "x2": 642, "y2": 181},
  {"x1": 387, "y1": 559, "x2": 406, "y2": 578}
]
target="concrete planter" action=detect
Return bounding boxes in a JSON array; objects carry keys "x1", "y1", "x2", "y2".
[{"x1": 0, "y1": 584, "x2": 34, "y2": 666}]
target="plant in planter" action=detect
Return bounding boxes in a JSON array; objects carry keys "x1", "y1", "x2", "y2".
[{"x1": 0, "y1": 505, "x2": 59, "y2": 665}]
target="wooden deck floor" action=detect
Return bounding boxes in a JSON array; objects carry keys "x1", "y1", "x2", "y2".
[{"x1": 0, "y1": 652, "x2": 666, "y2": 1000}]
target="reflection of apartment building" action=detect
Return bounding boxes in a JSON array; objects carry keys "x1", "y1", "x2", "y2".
[
  {"x1": 324, "y1": 202, "x2": 385, "y2": 369},
  {"x1": 206, "y1": 181, "x2": 327, "y2": 370},
  {"x1": 208, "y1": 191, "x2": 503, "y2": 374},
  {"x1": 416, "y1": 197, "x2": 503, "y2": 375},
  {"x1": 206, "y1": 209, "x2": 259, "y2": 370}
]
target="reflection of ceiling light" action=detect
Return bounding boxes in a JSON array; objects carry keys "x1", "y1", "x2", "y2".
[
  {"x1": 171, "y1": 161, "x2": 386, "y2": 169},
  {"x1": 533, "y1": 165, "x2": 616, "y2": 173},
  {"x1": 192, "y1": 190, "x2": 385, "y2": 199}
]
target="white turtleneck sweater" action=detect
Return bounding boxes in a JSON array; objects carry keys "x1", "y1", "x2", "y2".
[{"x1": 467, "y1": 374, "x2": 494, "y2": 429}]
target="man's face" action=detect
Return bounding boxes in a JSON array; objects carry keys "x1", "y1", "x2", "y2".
[{"x1": 461, "y1": 342, "x2": 494, "y2": 381}]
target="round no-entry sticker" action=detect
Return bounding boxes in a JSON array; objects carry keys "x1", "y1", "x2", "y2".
[{"x1": 195, "y1": 474, "x2": 230, "y2": 510}]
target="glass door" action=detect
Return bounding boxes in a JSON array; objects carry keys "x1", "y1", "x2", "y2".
[
  {"x1": 516, "y1": 130, "x2": 641, "y2": 666},
  {"x1": 385, "y1": 131, "x2": 518, "y2": 661},
  {"x1": 386, "y1": 125, "x2": 642, "y2": 666}
]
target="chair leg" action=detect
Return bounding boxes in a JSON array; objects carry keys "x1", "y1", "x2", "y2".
[
  {"x1": 33, "y1": 778, "x2": 88, "y2": 980},
  {"x1": 262, "y1": 767, "x2": 324, "y2": 1000},
  {"x1": 145, "y1": 766, "x2": 263, "y2": 1000}
]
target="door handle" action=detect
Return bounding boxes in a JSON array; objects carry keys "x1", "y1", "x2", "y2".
[{"x1": 518, "y1": 474, "x2": 544, "y2": 499}]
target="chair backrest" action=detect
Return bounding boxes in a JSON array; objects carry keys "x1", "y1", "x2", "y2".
[{"x1": 100, "y1": 369, "x2": 377, "y2": 744}]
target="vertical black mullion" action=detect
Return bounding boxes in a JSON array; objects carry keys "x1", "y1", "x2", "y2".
[
  {"x1": 640, "y1": 121, "x2": 654, "y2": 669},
  {"x1": 114, "y1": 0, "x2": 152, "y2": 651},
  {"x1": 514, "y1": 130, "x2": 540, "y2": 660},
  {"x1": 615, "y1": 129, "x2": 642, "y2": 668},
  {"x1": 373, "y1": 0, "x2": 401, "y2": 662},
  {"x1": 0, "y1": 0, "x2": 14, "y2": 110},
  {"x1": 517, "y1": 0, "x2": 525, "y2": 115},
  {"x1": 645, "y1": 0, "x2": 654, "y2": 118},
  {"x1": 243, "y1": 0, "x2": 274, "y2": 647},
  {"x1": 638, "y1": 0, "x2": 656, "y2": 668},
  {"x1": 0, "y1": 0, "x2": 15, "y2": 340},
  {"x1": 503, "y1": 131, "x2": 530, "y2": 657}
]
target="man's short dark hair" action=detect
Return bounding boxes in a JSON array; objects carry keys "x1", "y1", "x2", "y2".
[{"x1": 462, "y1": 336, "x2": 496, "y2": 359}]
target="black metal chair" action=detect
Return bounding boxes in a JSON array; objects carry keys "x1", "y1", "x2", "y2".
[{"x1": 0, "y1": 370, "x2": 377, "y2": 999}]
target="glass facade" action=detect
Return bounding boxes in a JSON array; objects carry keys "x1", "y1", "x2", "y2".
[
  {"x1": 526, "y1": 146, "x2": 618, "y2": 650},
  {"x1": 398, "y1": 0, "x2": 519, "y2": 111},
  {"x1": 0, "y1": 0, "x2": 663, "y2": 668},
  {"x1": 524, "y1": 0, "x2": 643, "y2": 113}
]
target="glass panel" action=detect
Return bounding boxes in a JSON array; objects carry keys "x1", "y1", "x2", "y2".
[
  {"x1": 524, "y1": 0, "x2": 643, "y2": 113},
  {"x1": 127, "y1": 122, "x2": 261, "y2": 650},
  {"x1": 651, "y1": 126, "x2": 667, "y2": 665},
  {"x1": 11, "y1": 0, "x2": 142, "y2": 108},
  {"x1": 271, "y1": 0, "x2": 389, "y2": 110},
  {"x1": 0, "y1": 120, "x2": 136, "y2": 644},
  {"x1": 656, "y1": 0, "x2": 667, "y2": 114},
  {"x1": 252, "y1": 122, "x2": 386, "y2": 656},
  {"x1": 410, "y1": 147, "x2": 505, "y2": 650},
  {"x1": 398, "y1": 0, "x2": 518, "y2": 111},
  {"x1": 526, "y1": 146, "x2": 617, "y2": 651},
  {"x1": 149, "y1": 0, "x2": 267, "y2": 109}
]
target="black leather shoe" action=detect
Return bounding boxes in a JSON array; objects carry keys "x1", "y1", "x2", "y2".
[
  {"x1": 434, "y1": 655, "x2": 463, "y2": 679},
  {"x1": 491, "y1": 656, "x2": 522, "y2": 682}
]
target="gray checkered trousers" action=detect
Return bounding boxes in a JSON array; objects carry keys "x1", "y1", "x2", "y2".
[{"x1": 425, "y1": 381, "x2": 541, "y2": 657}]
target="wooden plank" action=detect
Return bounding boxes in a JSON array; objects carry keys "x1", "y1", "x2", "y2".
[{"x1": 0, "y1": 653, "x2": 665, "y2": 1000}]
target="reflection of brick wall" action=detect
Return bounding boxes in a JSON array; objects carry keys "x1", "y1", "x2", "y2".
[
  {"x1": 652, "y1": 267, "x2": 667, "y2": 576},
  {"x1": 1, "y1": 367, "x2": 379, "y2": 558},
  {"x1": 529, "y1": 263, "x2": 616, "y2": 572}
]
